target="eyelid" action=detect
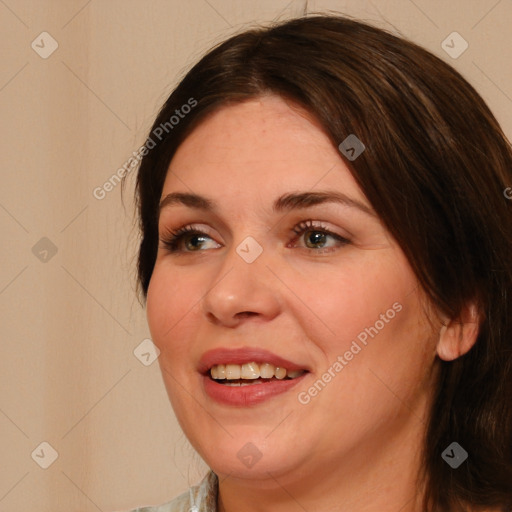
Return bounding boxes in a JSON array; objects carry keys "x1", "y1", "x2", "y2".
[
  {"x1": 159, "y1": 219, "x2": 349, "y2": 239},
  {"x1": 160, "y1": 223, "x2": 217, "y2": 239},
  {"x1": 291, "y1": 219, "x2": 348, "y2": 237}
]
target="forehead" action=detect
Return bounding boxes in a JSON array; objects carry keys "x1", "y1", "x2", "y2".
[{"x1": 163, "y1": 95, "x2": 366, "y2": 206}]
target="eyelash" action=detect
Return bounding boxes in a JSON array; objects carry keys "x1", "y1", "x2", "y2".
[{"x1": 160, "y1": 219, "x2": 350, "y2": 255}]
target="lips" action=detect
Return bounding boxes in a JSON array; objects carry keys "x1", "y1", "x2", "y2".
[{"x1": 198, "y1": 347, "x2": 310, "y2": 406}]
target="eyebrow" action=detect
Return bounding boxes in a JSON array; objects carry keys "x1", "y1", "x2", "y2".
[{"x1": 159, "y1": 191, "x2": 375, "y2": 217}]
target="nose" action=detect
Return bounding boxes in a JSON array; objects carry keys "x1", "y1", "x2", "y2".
[{"x1": 201, "y1": 240, "x2": 282, "y2": 328}]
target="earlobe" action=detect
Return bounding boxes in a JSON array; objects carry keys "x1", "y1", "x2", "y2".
[{"x1": 436, "y1": 304, "x2": 480, "y2": 361}]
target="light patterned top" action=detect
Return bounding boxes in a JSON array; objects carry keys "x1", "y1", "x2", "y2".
[{"x1": 128, "y1": 471, "x2": 218, "y2": 512}]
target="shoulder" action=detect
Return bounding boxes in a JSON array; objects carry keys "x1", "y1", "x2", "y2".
[{"x1": 122, "y1": 470, "x2": 218, "y2": 512}]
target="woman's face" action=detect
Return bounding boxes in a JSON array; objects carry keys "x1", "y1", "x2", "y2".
[{"x1": 147, "y1": 95, "x2": 438, "y2": 486}]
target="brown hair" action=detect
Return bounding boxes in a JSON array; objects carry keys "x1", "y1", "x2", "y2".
[{"x1": 133, "y1": 14, "x2": 512, "y2": 511}]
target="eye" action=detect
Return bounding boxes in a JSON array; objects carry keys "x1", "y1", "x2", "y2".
[
  {"x1": 160, "y1": 225, "x2": 220, "y2": 253},
  {"x1": 159, "y1": 220, "x2": 350, "y2": 254},
  {"x1": 289, "y1": 219, "x2": 350, "y2": 253}
]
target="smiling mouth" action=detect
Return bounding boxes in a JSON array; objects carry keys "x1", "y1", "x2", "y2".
[{"x1": 209, "y1": 362, "x2": 307, "y2": 385}]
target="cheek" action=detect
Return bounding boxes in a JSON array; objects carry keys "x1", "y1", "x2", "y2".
[
  {"x1": 146, "y1": 268, "x2": 169, "y2": 344},
  {"x1": 285, "y1": 254, "x2": 413, "y2": 351},
  {"x1": 146, "y1": 264, "x2": 195, "y2": 353},
  {"x1": 300, "y1": 288, "x2": 434, "y2": 430},
  {"x1": 146, "y1": 266, "x2": 200, "y2": 413}
]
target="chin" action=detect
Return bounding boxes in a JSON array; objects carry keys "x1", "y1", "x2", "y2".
[{"x1": 197, "y1": 433, "x2": 303, "y2": 481}]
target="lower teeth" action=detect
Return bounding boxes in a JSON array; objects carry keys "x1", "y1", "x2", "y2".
[{"x1": 224, "y1": 381, "x2": 261, "y2": 387}]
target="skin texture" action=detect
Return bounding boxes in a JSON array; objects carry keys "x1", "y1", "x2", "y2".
[{"x1": 146, "y1": 95, "x2": 476, "y2": 512}]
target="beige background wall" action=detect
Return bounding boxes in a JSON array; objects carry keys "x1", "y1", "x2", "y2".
[{"x1": 0, "y1": 1, "x2": 510, "y2": 510}]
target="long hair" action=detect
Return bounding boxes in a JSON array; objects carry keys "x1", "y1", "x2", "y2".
[{"x1": 133, "y1": 15, "x2": 512, "y2": 511}]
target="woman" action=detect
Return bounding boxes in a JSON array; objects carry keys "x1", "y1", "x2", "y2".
[{"x1": 127, "y1": 14, "x2": 512, "y2": 512}]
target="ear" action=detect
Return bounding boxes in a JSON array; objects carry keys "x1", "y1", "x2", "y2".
[{"x1": 436, "y1": 303, "x2": 481, "y2": 361}]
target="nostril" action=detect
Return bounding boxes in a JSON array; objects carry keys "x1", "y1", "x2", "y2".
[{"x1": 236, "y1": 311, "x2": 257, "y2": 319}]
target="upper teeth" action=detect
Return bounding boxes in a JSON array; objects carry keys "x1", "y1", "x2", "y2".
[{"x1": 210, "y1": 362, "x2": 305, "y2": 380}]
